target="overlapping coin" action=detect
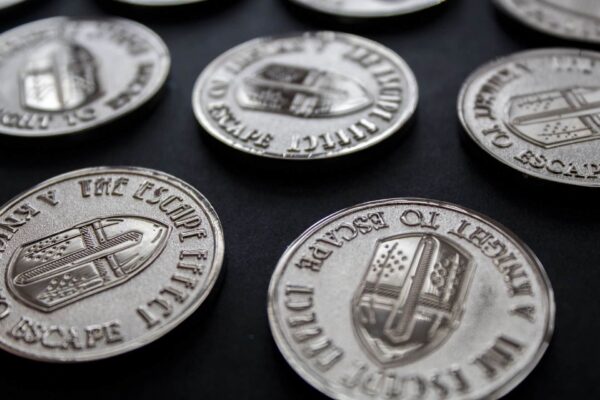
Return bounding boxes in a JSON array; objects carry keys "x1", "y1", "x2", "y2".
[
  {"x1": 459, "y1": 48, "x2": 600, "y2": 187},
  {"x1": 0, "y1": 17, "x2": 170, "y2": 137},
  {"x1": 289, "y1": 0, "x2": 445, "y2": 18},
  {"x1": 192, "y1": 32, "x2": 418, "y2": 160},
  {"x1": 0, "y1": 167, "x2": 224, "y2": 362},
  {"x1": 268, "y1": 198, "x2": 554, "y2": 400},
  {"x1": 494, "y1": 0, "x2": 600, "y2": 44}
]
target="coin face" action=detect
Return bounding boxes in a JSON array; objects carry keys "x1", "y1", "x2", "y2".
[
  {"x1": 192, "y1": 32, "x2": 418, "y2": 160},
  {"x1": 459, "y1": 48, "x2": 600, "y2": 187},
  {"x1": 268, "y1": 199, "x2": 554, "y2": 400},
  {"x1": 494, "y1": 0, "x2": 600, "y2": 44},
  {"x1": 289, "y1": 0, "x2": 445, "y2": 18},
  {"x1": 114, "y1": 0, "x2": 206, "y2": 5},
  {"x1": 0, "y1": 167, "x2": 224, "y2": 362},
  {"x1": 0, "y1": 17, "x2": 170, "y2": 137}
]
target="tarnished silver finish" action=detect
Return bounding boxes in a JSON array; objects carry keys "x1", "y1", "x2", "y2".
[
  {"x1": 192, "y1": 32, "x2": 418, "y2": 160},
  {"x1": 494, "y1": 0, "x2": 600, "y2": 44},
  {"x1": 114, "y1": 0, "x2": 207, "y2": 5},
  {"x1": 0, "y1": 17, "x2": 170, "y2": 137},
  {"x1": 290, "y1": 0, "x2": 445, "y2": 18},
  {"x1": 0, "y1": 167, "x2": 224, "y2": 362},
  {"x1": 269, "y1": 199, "x2": 554, "y2": 400},
  {"x1": 459, "y1": 48, "x2": 600, "y2": 187}
]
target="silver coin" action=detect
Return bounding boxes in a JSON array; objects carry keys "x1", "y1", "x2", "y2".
[
  {"x1": 459, "y1": 48, "x2": 600, "y2": 187},
  {"x1": 494, "y1": 0, "x2": 600, "y2": 44},
  {"x1": 0, "y1": 17, "x2": 170, "y2": 137},
  {"x1": 114, "y1": 0, "x2": 206, "y2": 6},
  {"x1": 0, "y1": 167, "x2": 224, "y2": 362},
  {"x1": 289, "y1": 0, "x2": 445, "y2": 18},
  {"x1": 192, "y1": 32, "x2": 418, "y2": 160},
  {"x1": 268, "y1": 198, "x2": 554, "y2": 400},
  {"x1": 0, "y1": 0, "x2": 26, "y2": 9}
]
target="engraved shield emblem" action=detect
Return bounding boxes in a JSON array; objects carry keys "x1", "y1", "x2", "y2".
[
  {"x1": 236, "y1": 63, "x2": 373, "y2": 118},
  {"x1": 7, "y1": 216, "x2": 170, "y2": 312},
  {"x1": 505, "y1": 86, "x2": 600, "y2": 148},
  {"x1": 20, "y1": 40, "x2": 100, "y2": 112},
  {"x1": 352, "y1": 234, "x2": 474, "y2": 366}
]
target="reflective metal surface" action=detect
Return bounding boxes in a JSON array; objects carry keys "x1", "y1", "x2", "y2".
[
  {"x1": 495, "y1": 0, "x2": 600, "y2": 44},
  {"x1": 0, "y1": 17, "x2": 170, "y2": 137},
  {"x1": 459, "y1": 48, "x2": 600, "y2": 187},
  {"x1": 0, "y1": 167, "x2": 224, "y2": 362},
  {"x1": 192, "y1": 32, "x2": 418, "y2": 160},
  {"x1": 269, "y1": 199, "x2": 554, "y2": 400},
  {"x1": 290, "y1": 0, "x2": 445, "y2": 18}
]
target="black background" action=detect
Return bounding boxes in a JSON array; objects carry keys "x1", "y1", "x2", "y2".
[{"x1": 0, "y1": 0, "x2": 598, "y2": 399}]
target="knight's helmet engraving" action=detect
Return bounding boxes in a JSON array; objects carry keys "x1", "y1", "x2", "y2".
[
  {"x1": 7, "y1": 217, "x2": 169, "y2": 312},
  {"x1": 236, "y1": 63, "x2": 373, "y2": 118},
  {"x1": 20, "y1": 38, "x2": 100, "y2": 113},
  {"x1": 505, "y1": 86, "x2": 600, "y2": 148},
  {"x1": 352, "y1": 234, "x2": 475, "y2": 366},
  {"x1": 541, "y1": 0, "x2": 600, "y2": 19}
]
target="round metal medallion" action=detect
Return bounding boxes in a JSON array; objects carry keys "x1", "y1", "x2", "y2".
[
  {"x1": 459, "y1": 48, "x2": 600, "y2": 187},
  {"x1": 0, "y1": 167, "x2": 224, "y2": 362},
  {"x1": 494, "y1": 0, "x2": 600, "y2": 44},
  {"x1": 192, "y1": 32, "x2": 418, "y2": 160},
  {"x1": 268, "y1": 198, "x2": 554, "y2": 400},
  {"x1": 289, "y1": 0, "x2": 445, "y2": 18},
  {"x1": 0, "y1": 17, "x2": 170, "y2": 137}
]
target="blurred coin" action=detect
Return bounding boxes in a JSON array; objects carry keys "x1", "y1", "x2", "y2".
[
  {"x1": 289, "y1": 0, "x2": 445, "y2": 18},
  {"x1": 114, "y1": 0, "x2": 207, "y2": 5},
  {"x1": 268, "y1": 198, "x2": 554, "y2": 400},
  {"x1": 494, "y1": 0, "x2": 600, "y2": 44},
  {"x1": 459, "y1": 48, "x2": 600, "y2": 187},
  {"x1": 0, "y1": 167, "x2": 224, "y2": 362},
  {"x1": 0, "y1": 0, "x2": 26, "y2": 9},
  {"x1": 0, "y1": 17, "x2": 170, "y2": 137},
  {"x1": 192, "y1": 32, "x2": 418, "y2": 160}
]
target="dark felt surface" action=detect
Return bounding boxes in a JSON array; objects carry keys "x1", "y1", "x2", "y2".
[{"x1": 0, "y1": 0, "x2": 598, "y2": 398}]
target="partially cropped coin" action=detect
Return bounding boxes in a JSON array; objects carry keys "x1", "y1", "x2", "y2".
[
  {"x1": 192, "y1": 32, "x2": 418, "y2": 160},
  {"x1": 0, "y1": 167, "x2": 224, "y2": 362},
  {"x1": 289, "y1": 0, "x2": 445, "y2": 18},
  {"x1": 269, "y1": 199, "x2": 554, "y2": 400},
  {"x1": 0, "y1": 17, "x2": 170, "y2": 137},
  {"x1": 114, "y1": 0, "x2": 206, "y2": 5},
  {"x1": 494, "y1": 0, "x2": 600, "y2": 44},
  {"x1": 459, "y1": 48, "x2": 600, "y2": 187},
  {"x1": 0, "y1": 0, "x2": 26, "y2": 9}
]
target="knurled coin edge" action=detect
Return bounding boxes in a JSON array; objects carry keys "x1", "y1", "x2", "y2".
[
  {"x1": 0, "y1": 166, "x2": 225, "y2": 362},
  {"x1": 0, "y1": 17, "x2": 171, "y2": 138},
  {"x1": 457, "y1": 47, "x2": 600, "y2": 188},
  {"x1": 192, "y1": 31, "x2": 419, "y2": 160},
  {"x1": 268, "y1": 198, "x2": 555, "y2": 400}
]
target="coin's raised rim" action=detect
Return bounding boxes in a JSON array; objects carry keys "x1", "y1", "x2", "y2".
[
  {"x1": 192, "y1": 31, "x2": 419, "y2": 160},
  {"x1": 458, "y1": 47, "x2": 600, "y2": 188},
  {"x1": 268, "y1": 198, "x2": 555, "y2": 400},
  {"x1": 288, "y1": 0, "x2": 446, "y2": 18},
  {"x1": 493, "y1": 0, "x2": 600, "y2": 44},
  {"x1": 0, "y1": 166, "x2": 225, "y2": 363},
  {"x1": 0, "y1": 17, "x2": 171, "y2": 138}
]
